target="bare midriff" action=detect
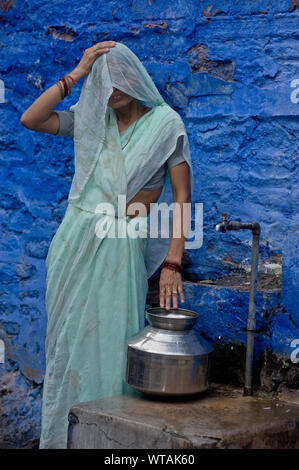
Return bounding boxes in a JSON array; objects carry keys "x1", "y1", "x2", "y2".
[{"x1": 125, "y1": 187, "x2": 163, "y2": 218}]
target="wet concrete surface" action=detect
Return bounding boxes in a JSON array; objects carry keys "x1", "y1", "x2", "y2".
[{"x1": 67, "y1": 383, "x2": 299, "y2": 449}]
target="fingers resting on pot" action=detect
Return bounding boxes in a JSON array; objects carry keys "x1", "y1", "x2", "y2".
[{"x1": 159, "y1": 269, "x2": 185, "y2": 310}]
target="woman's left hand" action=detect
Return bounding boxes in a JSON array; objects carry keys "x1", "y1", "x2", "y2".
[{"x1": 159, "y1": 267, "x2": 185, "y2": 310}]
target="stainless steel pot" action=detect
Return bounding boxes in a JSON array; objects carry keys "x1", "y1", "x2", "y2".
[{"x1": 125, "y1": 307, "x2": 213, "y2": 396}]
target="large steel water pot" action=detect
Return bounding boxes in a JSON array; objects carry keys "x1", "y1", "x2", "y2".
[{"x1": 125, "y1": 307, "x2": 214, "y2": 396}]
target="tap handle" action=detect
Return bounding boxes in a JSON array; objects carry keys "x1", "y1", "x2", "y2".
[{"x1": 220, "y1": 212, "x2": 230, "y2": 222}]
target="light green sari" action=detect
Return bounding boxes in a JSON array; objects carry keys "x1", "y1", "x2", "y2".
[{"x1": 39, "y1": 43, "x2": 193, "y2": 449}]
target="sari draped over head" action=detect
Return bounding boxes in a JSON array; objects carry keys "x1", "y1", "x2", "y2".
[{"x1": 68, "y1": 42, "x2": 194, "y2": 279}]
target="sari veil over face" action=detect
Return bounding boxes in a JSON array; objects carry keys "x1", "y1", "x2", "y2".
[
  {"x1": 68, "y1": 41, "x2": 194, "y2": 279},
  {"x1": 39, "y1": 42, "x2": 194, "y2": 449}
]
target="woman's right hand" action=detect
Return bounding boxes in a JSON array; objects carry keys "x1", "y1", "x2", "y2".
[
  {"x1": 74, "y1": 41, "x2": 116, "y2": 78},
  {"x1": 20, "y1": 41, "x2": 116, "y2": 134}
]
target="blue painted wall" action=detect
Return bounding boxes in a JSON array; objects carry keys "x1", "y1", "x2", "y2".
[{"x1": 0, "y1": 0, "x2": 298, "y2": 446}]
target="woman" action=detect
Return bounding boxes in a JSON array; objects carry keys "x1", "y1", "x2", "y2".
[{"x1": 20, "y1": 41, "x2": 193, "y2": 449}]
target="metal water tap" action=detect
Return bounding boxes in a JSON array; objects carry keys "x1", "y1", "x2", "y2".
[{"x1": 215, "y1": 212, "x2": 261, "y2": 397}]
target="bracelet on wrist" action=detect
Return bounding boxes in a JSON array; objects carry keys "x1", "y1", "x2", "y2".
[
  {"x1": 66, "y1": 74, "x2": 77, "y2": 85},
  {"x1": 59, "y1": 77, "x2": 69, "y2": 97},
  {"x1": 55, "y1": 80, "x2": 65, "y2": 100},
  {"x1": 162, "y1": 260, "x2": 182, "y2": 274},
  {"x1": 64, "y1": 76, "x2": 72, "y2": 96},
  {"x1": 55, "y1": 71, "x2": 79, "y2": 101},
  {"x1": 55, "y1": 74, "x2": 75, "y2": 100}
]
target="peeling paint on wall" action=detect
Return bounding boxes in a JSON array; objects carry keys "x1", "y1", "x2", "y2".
[
  {"x1": 201, "y1": 3, "x2": 219, "y2": 17},
  {"x1": 47, "y1": 25, "x2": 77, "y2": 42},
  {"x1": 187, "y1": 44, "x2": 236, "y2": 82},
  {"x1": 144, "y1": 21, "x2": 167, "y2": 29},
  {"x1": 289, "y1": 0, "x2": 299, "y2": 12},
  {"x1": 1, "y1": 0, "x2": 15, "y2": 13}
]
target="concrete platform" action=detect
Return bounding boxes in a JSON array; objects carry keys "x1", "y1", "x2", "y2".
[{"x1": 67, "y1": 384, "x2": 299, "y2": 449}]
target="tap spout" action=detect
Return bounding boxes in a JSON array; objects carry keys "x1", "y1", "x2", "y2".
[{"x1": 215, "y1": 213, "x2": 230, "y2": 232}]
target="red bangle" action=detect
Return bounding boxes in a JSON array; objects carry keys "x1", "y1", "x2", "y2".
[
  {"x1": 59, "y1": 77, "x2": 69, "y2": 97},
  {"x1": 66, "y1": 74, "x2": 77, "y2": 84},
  {"x1": 162, "y1": 261, "x2": 182, "y2": 274}
]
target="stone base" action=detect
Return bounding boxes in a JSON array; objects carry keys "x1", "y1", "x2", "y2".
[{"x1": 67, "y1": 384, "x2": 299, "y2": 449}]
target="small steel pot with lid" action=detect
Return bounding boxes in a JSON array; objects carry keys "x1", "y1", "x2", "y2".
[{"x1": 125, "y1": 307, "x2": 213, "y2": 397}]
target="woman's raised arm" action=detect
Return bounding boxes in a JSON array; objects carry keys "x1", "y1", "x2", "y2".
[{"x1": 20, "y1": 41, "x2": 116, "y2": 135}]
